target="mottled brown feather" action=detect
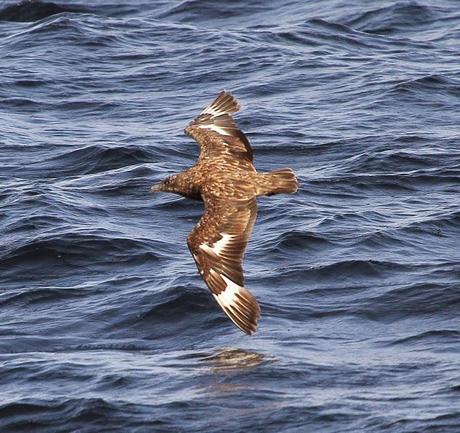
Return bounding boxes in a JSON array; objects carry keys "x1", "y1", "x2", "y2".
[
  {"x1": 187, "y1": 196, "x2": 259, "y2": 334},
  {"x1": 185, "y1": 90, "x2": 253, "y2": 162},
  {"x1": 153, "y1": 90, "x2": 298, "y2": 335}
]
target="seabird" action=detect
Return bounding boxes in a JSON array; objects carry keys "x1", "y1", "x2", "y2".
[{"x1": 151, "y1": 91, "x2": 298, "y2": 334}]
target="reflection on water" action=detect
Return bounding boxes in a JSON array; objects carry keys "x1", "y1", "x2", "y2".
[
  {"x1": 202, "y1": 347, "x2": 267, "y2": 373},
  {"x1": 198, "y1": 348, "x2": 283, "y2": 412}
]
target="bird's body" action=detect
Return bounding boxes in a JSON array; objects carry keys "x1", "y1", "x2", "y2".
[{"x1": 151, "y1": 91, "x2": 298, "y2": 334}]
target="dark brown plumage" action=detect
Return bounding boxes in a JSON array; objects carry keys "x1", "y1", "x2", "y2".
[{"x1": 151, "y1": 91, "x2": 298, "y2": 334}]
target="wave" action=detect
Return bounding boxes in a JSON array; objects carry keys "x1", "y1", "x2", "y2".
[
  {"x1": 0, "y1": 231, "x2": 162, "y2": 274},
  {"x1": 264, "y1": 259, "x2": 411, "y2": 285},
  {"x1": 0, "y1": 398, "x2": 120, "y2": 431},
  {"x1": 361, "y1": 210, "x2": 460, "y2": 246},
  {"x1": 262, "y1": 276, "x2": 460, "y2": 324},
  {"x1": 392, "y1": 74, "x2": 460, "y2": 98},
  {"x1": 0, "y1": 144, "x2": 158, "y2": 180},
  {"x1": 257, "y1": 230, "x2": 332, "y2": 256},
  {"x1": 135, "y1": 284, "x2": 214, "y2": 323},
  {"x1": 0, "y1": 286, "x2": 87, "y2": 307},
  {"x1": 307, "y1": 170, "x2": 459, "y2": 192},
  {"x1": 97, "y1": 282, "x2": 223, "y2": 343},
  {"x1": 0, "y1": 96, "x2": 119, "y2": 115},
  {"x1": 37, "y1": 144, "x2": 153, "y2": 177},
  {"x1": 158, "y1": 0, "x2": 267, "y2": 23},
  {"x1": 358, "y1": 281, "x2": 460, "y2": 322},
  {"x1": 341, "y1": 1, "x2": 436, "y2": 35},
  {"x1": 322, "y1": 147, "x2": 458, "y2": 177},
  {"x1": 389, "y1": 329, "x2": 460, "y2": 346},
  {"x1": 0, "y1": 1, "x2": 86, "y2": 22},
  {"x1": 0, "y1": 12, "x2": 129, "y2": 54}
]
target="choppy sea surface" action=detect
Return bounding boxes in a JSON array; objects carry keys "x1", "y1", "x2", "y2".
[{"x1": 1, "y1": 0, "x2": 460, "y2": 432}]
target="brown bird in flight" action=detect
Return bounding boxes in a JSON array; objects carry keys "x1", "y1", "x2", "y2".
[{"x1": 151, "y1": 91, "x2": 298, "y2": 334}]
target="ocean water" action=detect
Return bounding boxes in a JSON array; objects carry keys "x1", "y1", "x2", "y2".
[{"x1": 1, "y1": 0, "x2": 459, "y2": 432}]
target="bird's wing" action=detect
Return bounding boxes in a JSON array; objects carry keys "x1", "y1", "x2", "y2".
[
  {"x1": 185, "y1": 90, "x2": 253, "y2": 162},
  {"x1": 187, "y1": 194, "x2": 259, "y2": 334}
]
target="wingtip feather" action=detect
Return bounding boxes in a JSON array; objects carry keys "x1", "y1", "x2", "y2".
[
  {"x1": 201, "y1": 90, "x2": 240, "y2": 117},
  {"x1": 214, "y1": 275, "x2": 260, "y2": 335}
]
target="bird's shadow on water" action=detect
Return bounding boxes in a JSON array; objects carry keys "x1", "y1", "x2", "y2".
[
  {"x1": 193, "y1": 347, "x2": 287, "y2": 417},
  {"x1": 199, "y1": 347, "x2": 269, "y2": 374}
]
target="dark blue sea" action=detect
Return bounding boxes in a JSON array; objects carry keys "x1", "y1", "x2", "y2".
[{"x1": 1, "y1": 0, "x2": 460, "y2": 432}]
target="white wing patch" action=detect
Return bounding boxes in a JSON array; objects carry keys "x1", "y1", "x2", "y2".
[
  {"x1": 213, "y1": 274, "x2": 242, "y2": 309},
  {"x1": 211, "y1": 273, "x2": 259, "y2": 334},
  {"x1": 199, "y1": 233, "x2": 235, "y2": 256},
  {"x1": 198, "y1": 123, "x2": 231, "y2": 136}
]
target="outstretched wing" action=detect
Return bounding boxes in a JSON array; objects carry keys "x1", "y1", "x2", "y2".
[
  {"x1": 187, "y1": 195, "x2": 259, "y2": 334},
  {"x1": 185, "y1": 90, "x2": 253, "y2": 162}
]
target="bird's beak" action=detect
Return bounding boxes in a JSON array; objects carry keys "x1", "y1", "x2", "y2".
[{"x1": 150, "y1": 184, "x2": 162, "y2": 193}]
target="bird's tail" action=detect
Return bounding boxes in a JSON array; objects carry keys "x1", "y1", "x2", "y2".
[{"x1": 256, "y1": 168, "x2": 298, "y2": 196}]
